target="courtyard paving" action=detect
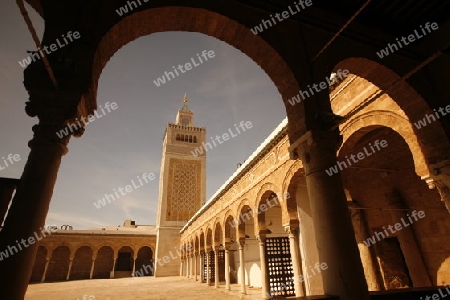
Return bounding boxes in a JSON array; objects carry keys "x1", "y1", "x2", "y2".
[{"x1": 24, "y1": 276, "x2": 262, "y2": 300}]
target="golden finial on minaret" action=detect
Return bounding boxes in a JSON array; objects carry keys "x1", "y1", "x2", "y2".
[{"x1": 183, "y1": 93, "x2": 188, "y2": 105}]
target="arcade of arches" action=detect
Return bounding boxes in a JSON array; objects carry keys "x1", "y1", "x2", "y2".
[
  {"x1": 28, "y1": 221, "x2": 156, "y2": 283},
  {"x1": 0, "y1": 1, "x2": 449, "y2": 300}
]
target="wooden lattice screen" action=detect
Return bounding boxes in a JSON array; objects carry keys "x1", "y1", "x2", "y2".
[{"x1": 266, "y1": 237, "x2": 295, "y2": 297}]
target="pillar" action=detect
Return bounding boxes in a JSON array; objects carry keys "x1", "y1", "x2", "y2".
[
  {"x1": 225, "y1": 245, "x2": 231, "y2": 291},
  {"x1": 66, "y1": 256, "x2": 74, "y2": 281},
  {"x1": 238, "y1": 240, "x2": 246, "y2": 294},
  {"x1": 188, "y1": 255, "x2": 192, "y2": 278},
  {"x1": 89, "y1": 256, "x2": 96, "y2": 279},
  {"x1": 40, "y1": 254, "x2": 51, "y2": 283},
  {"x1": 289, "y1": 130, "x2": 370, "y2": 300},
  {"x1": 132, "y1": 253, "x2": 137, "y2": 276},
  {"x1": 200, "y1": 251, "x2": 204, "y2": 282},
  {"x1": 0, "y1": 90, "x2": 80, "y2": 300},
  {"x1": 206, "y1": 249, "x2": 211, "y2": 285},
  {"x1": 285, "y1": 225, "x2": 305, "y2": 297},
  {"x1": 214, "y1": 246, "x2": 220, "y2": 288},
  {"x1": 111, "y1": 255, "x2": 117, "y2": 278},
  {"x1": 348, "y1": 202, "x2": 382, "y2": 291},
  {"x1": 386, "y1": 191, "x2": 432, "y2": 286},
  {"x1": 256, "y1": 233, "x2": 271, "y2": 299},
  {"x1": 180, "y1": 257, "x2": 184, "y2": 276},
  {"x1": 194, "y1": 253, "x2": 198, "y2": 281}
]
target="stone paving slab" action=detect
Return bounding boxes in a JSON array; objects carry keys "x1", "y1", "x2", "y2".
[{"x1": 24, "y1": 276, "x2": 262, "y2": 300}]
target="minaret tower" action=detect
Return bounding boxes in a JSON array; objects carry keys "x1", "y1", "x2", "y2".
[{"x1": 154, "y1": 95, "x2": 206, "y2": 276}]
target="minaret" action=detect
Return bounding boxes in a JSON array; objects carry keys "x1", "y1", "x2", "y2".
[{"x1": 154, "y1": 95, "x2": 206, "y2": 276}]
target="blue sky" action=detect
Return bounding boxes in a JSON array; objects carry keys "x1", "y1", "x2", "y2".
[{"x1": 0, "y1": 2, "x2": 286, "y2": 229}]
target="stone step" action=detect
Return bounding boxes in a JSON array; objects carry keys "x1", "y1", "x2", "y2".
[
  {"x1": 281, "y1": 287, "x2": 450, "y2": 300},
  {"x1": 370, "y1": 286, "x2": 450, "y2": 299},
  {"x1": 284, "y1": 296, "x2": 339, "y2": 300}
]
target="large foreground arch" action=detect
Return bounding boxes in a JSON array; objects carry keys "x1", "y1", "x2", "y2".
[{"x1": 2, "y1": 1, "x2": 449, "y2": 299}]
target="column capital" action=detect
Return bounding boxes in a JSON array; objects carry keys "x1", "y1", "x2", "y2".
[
  {"x1": 255, "y1": 232, "x2": 267, "y2": 244},
  {"x1": 284, "y1": 225, "x2": 299, "y2": 236},
  {"x1": 421, "y1": 171, "x2": 450, "y2": 211},
  {"x1": 24, "y1": 91, "x2": 83, "y2": 155},
  {"x1": 347, "y1": 201, "x2": 360, "y2": 210},
  {"x1": 223, "y1": 243, "x2": 232, "y2": 251},
  {"x1": 288, "y1": 130, "x2": 342, "y2": 160},
  {"x1": 288, "y1": 130, "x2": 343, "y2": 176}
]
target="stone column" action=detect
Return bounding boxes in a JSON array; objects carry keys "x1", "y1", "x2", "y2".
[
  {"x1": 348, "y1": 202, "x2": 382, "y2": 291},
  {"x1": 289, "y1": 130, "x2": 370, "y2": 300},
  {"x1": 180, "y1": 257, "x2": 184, "y2": 276},
  {"x1": 0, "y1": 90, "x2": 81, "y2": 299},
  {"x1": 111, "y1": 255, "x2": 118, "y2": 279},
  {"x1": 89, "y1": 256, "x2": 97, "y2": 279},
  {"x1": 256, "y1": 233, "x2": 271, "y2": 299},
  {"x1": 225, "y1": 245, "x2": 231, "y2": 291},
  {"x1": 132, "y1": 253, "x2": 138, "y2": 276},
  {"x1": 0, "y1": 178, "x2": 20, "y2": 224},
  {"x1": 181, "y1": 257, "x2": 185, "y2": 276},
  {"x1": 40, "y1": 253, "x2": 52, "y2": 283},
  {"x1": 285, "y1": 225, "x2": 305, "y2": 297},
  {"x1": 180, "y1": 257, "x2": 183, "y2": 276},
  {"x1": 386, "y1": 191, "x2": 432, "y2": 286},
  {"x1": 238, "y1": 240, "x2": 246, "y2": 294},
  {"x1": 206, "y1": 249, "x2": 211, "y2": 285},
  {"x1": 189, "y1": 255, "x2": 192, "y2": 278},
  {"x1": 66, "y1": 256, "x2": 74, "y2": 280},
  {"x1": 214, "y1": 246, "x2": 220, "y2": 288},
  {"x1": 194, "y1": 253, "x2": 198, "y2": 281},
  {"x1": 200, "y1": 251, "x2": 204, "y2": 282}
]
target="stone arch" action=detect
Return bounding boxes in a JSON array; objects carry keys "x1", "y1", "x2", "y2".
[
  {"x1": 332, "y1": 57, "x2": 450, "y2": 168},
  {"x1": 135, "y1": 246, "x2": 154, "y2": 276},
  {"x1": 235, "y1": 202, "x2": 254, "y2": 240},
  {"x1": 93, "y1": 245, "x2": 114, "y2": 279},
  {"x1": 29, "y1": 245, "x2": 47, "y2": 282},
  {"x1": 189, "y1": 237, "x2": 195, "y2": 254},
  {"x1": 223, "y1": 210, "x2": 236, "y2": 243},
  {"x1": 235, "y1": 199, "x2": 252, "y2": 222},
  {"x1": 281, "y1": 161, "x2": 303, "y2": 227},
  {"x1": 70, "y1": 245, "x2": 93, "y2": 280},
  {"x1": 340, "y1": 110, "x2": 429, "y2": 178},
  {"x1": 46, "y1": 246, "x2": 71, "y2": 282},
  {"x1": 73, "y1": 243, "x2": 96, "y2": 254},
  {"x1": 199, "y1": 230, "x2": 205, "y2": 251},
  {"x1": 86, "y1": 6, "x2": 302, "y2": 139},
  {"x1": 194, "y1": 235, "x2": 200, "y2": 254},
  {"x1": 116, "y1": 246, "x2": 134, "y2": 272},
  {"x1": 206, "y1": 227, "x2": 213, "y2": 249},
  {"x1": 213, "y1": 221, "x2": 223, "y2": 246},
  {"x1": 255, "y1": 182, "x2": 282, "y2": 233}
]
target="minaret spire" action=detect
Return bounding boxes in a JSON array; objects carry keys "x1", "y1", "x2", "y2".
[{"x1": 181, "y1": 94, "x2": 189, "y2": 111}]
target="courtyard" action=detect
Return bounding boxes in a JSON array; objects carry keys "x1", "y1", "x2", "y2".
[{"x1": 24, "y1": 276, "x2": 261, "y2": 300}]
